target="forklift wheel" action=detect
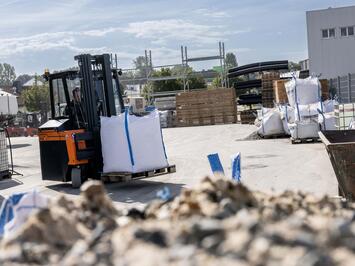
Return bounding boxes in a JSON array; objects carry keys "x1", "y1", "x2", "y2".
[{"x1": 71, "y1": 168, "x2": 82, "y2": 188}]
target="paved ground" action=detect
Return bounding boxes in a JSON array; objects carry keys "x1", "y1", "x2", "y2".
[{"x1": 0, "y1": 124, "x2": 337, "y2": 208}]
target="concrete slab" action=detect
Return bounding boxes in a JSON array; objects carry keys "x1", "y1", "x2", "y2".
[{"x1": 0, "y1": 124, "x2": 337, "y2": 208}]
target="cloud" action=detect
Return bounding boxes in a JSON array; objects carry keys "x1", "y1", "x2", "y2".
[
  {"x1": 0, "y1": 28, "x2": 123, "y2": 58},
  {"x1": 123, "y1": 19, "x2": 245, "y2": 45},
  {"x1": 194, "y1": 8, "x2": 231, "y2": 18}
]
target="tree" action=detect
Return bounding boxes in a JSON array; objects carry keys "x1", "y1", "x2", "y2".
[
  {"x1": 133, "y1": 56, "x2": 150, "y2": 77},
  {"x1": 150, "y1": 68, "x2": 182, "y2": 92},
  {"x1": 22, "y1": 75, "x2": 50, "y2": 121},
  {"x1": 289, "y1": 61, "x2": 301, "y2": 71},
  {"x1": 13, "y1": 74, "x2": 33, "y2": 92},
  {"x1": 0, "y1": 63, "x2": 16, "y2": 86},
  {"x1": 211, "y1": 76, "x2": 222, "y2": 88},
  {"x1": 147, "y1": 66, "x2": 207, "y2": 93},
  {"x1": 225, "y1": 53, "x2": 238, "y2": 70}
]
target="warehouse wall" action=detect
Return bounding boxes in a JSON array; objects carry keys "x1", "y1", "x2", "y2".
[{"x1": 306, "y1": 6, "x2": 355, "y2": 79}]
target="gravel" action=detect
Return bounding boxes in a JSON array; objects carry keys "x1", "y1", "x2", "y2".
[{"x1": 0, "y1": 177, "x2": 354, "y2": 266}]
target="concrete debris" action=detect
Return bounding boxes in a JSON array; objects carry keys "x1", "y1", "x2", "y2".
[{"x1": 1, "y1": 177, "x2": 355, "y2": 266}]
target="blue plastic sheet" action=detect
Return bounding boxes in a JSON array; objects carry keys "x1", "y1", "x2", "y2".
[
  {"x1": 231, "y1": 153, "x2": 241, "y2": 182},
  {"x1": 0, "y1": 193, "x2": 26, "y2": 237},
  {"x1": 207, "y1": 153, "x2": 225, "y2": 175}
]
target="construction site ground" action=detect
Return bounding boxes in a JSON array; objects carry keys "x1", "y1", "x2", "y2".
[{"x1": 0, "y1": 124, "x2": 337, "y2": 208}]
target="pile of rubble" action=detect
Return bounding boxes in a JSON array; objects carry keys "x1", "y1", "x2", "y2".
[{"x1": 0, "y1": 177, "x2": 354, "y2": 266}]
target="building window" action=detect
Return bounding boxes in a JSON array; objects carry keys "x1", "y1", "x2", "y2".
[
  {"x1": 348, "y1": 26, "x2": 354, "y2": 36},
  {"x1": 340, "y1": 26, "x2": 354, "y2": 37},
  {"x1": 322, "y1": 29, "x2": 328, "y2": 38},
  {"x1": 341, "y1": 27, "x2": 347, "y2": 36},
  {"x1": 329, "y1": 28, "x2": 335, "y2": 37},
  {"x1": 322, "y1": 28, "x2": 335, "y2": 39}
]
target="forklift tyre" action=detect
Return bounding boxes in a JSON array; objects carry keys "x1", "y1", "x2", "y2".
[{"x1": 71, "y1": 167, "x2": 83, "y2": 188}]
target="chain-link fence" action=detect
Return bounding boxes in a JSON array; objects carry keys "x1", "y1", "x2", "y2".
[
  {"x1": 329, "y1": 73, "x2": 355, "y2": 103},
  {"x1": 0, "y1": 129, "x2": 9, "y2": 177}
]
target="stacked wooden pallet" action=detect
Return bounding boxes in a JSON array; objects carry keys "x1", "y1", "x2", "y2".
[
  {"x1": 320, "y1": 79, "x2": 329, "y2": 100},
  {"x1": 262, "y1": 72, "x2": 280, "y2": 108},
  {"x1": 273, "y1": 79, "x2": 288, "y2": 104},
  {"x1": 240, "y1": 109, "x2": 257, "y2": 124},
  {"x1": 273, "y1": 79, "x2": 330, "y2": 104},
  {"x1": 176, "y1": 88, "x2": 237, "y2": 127}
]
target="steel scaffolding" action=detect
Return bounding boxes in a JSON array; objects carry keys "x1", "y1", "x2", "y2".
[{"x1": 119, "y1": 42, "x2": 227, "y2": 101}]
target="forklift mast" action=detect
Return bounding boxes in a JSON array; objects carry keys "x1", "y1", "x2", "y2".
[
  {"x1": 74, "y1": 54, "x2": 122, "y2": 176},
  {"x1": 40, "y1": 54, "x2": 125, "y2": 185}
]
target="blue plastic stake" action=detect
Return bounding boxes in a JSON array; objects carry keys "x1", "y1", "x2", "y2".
[
  {"x1": 207, "y1": 153, "x2": 225, "y2": 176},
  {"x1": 231, "y1": 153, "x2": 241, "y2": 182},
  {"x1": 156, "y1": 187, "x2": 172, "y2": 201}
]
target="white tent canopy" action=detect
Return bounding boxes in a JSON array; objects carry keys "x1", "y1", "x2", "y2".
[{"x1": 0, "y1": 90, "x2": 18, "y2": 115}]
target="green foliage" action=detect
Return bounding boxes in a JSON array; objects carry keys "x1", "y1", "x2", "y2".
[
  {"x1": 289, "y1": 61, "x2": 301, "y2": 71},
  {"x1": 225, "y1": 53, "x2": 238, "y2": 69},
  {"x1": 133, "y1": 56, "x2": 149, "y2": 77},
  {"x1": 212, "y1": 76, "x2": 222, "y2": 88},
  {"x1": 0, "y1": 63, "x2": 16, "y2": 86},
  {"x1": 148, "y1": 66, "x2": 206, "y2": 93},
  {"x1": 22, "y1": 76, "x2": 50, "y2": 113}
]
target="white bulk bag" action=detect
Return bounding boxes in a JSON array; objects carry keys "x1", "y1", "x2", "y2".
[
  {"x1": 294, "y1": 102, "x2": 322, "y2": 121},
  {"x1": 257, "y1": 108, "x2": 285, "y2": 137},
  {"x1": 4, "y1": 191, "x2": 49, "y2": 239},
  {"x1": 288, "y1": 121, "x2": 319, "y2": 139},
  {"x1": 323, "y1": 100, "x2": 337, "y2": 113},
  {"x1": 278, "y1": 105, "x2": 295, "y2": 135},
  {"x1": 318, "y1": 112, "x2": 336, "y2": 131},
  {"x1": 349, "y1": 119, "x2": 355, "y2": 130},
  {"x1": 129, "y1": 111, "x2": 169, "y2": 173},
  {"x1": 101, "y1": 110, "x2": 169, "y2": 174},
  {"x1": 0, "y1": 95, "x2": 18, "y2": 115},
  {"x1": 285, "y1": 77, "x2": 321, "y2": 107},
  {"x1": 101, "y1": 115, "x2": 132, "y2": 173}
]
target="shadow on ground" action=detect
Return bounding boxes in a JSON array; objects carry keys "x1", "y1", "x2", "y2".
[
  {"x1": 0, "y1": 178, "x2": 23, "y2": 190},
  {"x1": 46, "y1": 180, "x2": 185, "y2": 204},
  {"x1": 8, "y1": 144, "x2": 32, "y2": 149}
]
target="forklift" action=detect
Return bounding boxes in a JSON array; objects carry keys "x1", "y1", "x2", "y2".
[{"x1": 39, "y1": 54, "x2": 125, "y2": 188}]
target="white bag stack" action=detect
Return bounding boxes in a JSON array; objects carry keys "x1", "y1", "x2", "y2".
[
  {"x1": 101, "y1": 110, "x2": 169, "y2": 174},
  {"x1": 285, "y1": 77, "x2": 336, "y2": 138}
]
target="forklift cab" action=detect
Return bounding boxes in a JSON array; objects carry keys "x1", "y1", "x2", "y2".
[{"x1": 39, "y1": 54, "x2": 124, "y2": 187}]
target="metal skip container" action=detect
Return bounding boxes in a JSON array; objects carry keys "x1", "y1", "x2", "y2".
[{"x1": 319, "y1": 130, "x2": 355, "y2": 201}]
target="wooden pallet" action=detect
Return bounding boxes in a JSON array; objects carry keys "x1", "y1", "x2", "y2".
[
  {"x1": 261, "y1": 134, "x2": 289, "y2": 139},
  {"x1": 262, "y1": 72, "x2": 280, "y2": 108},
  {"x1": 176, "y1": 88, "x2": 237, "y2": 127},
  {"x1": 178, "y1": 116, "x2": 236, "y2": 127},
  {"x1": 291, "y1": 137, "x2": 321, "y2": 144},
  {"x1": 101, "y1": 165, "x2": 176, "y2": 183}
]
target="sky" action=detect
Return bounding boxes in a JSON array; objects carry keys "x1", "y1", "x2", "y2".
[{"x1": 0, "y1": 0, "x2": 354, "y2": 75}]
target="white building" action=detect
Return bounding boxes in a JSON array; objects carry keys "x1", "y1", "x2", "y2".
[{"x1": 306, "y1": 5, "x2": 355, "y2": 78}]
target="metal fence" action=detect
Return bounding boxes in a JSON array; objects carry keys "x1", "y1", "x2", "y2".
[
  {"x1": 329, "y1": 73, "x2": 355, "y2": 103},
  {"x1": 0, "y1": 129, "x2": 9, "y2": 175},
  {"x1": 335, "y1": 103, "x2": 355, "y2": 130}
]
